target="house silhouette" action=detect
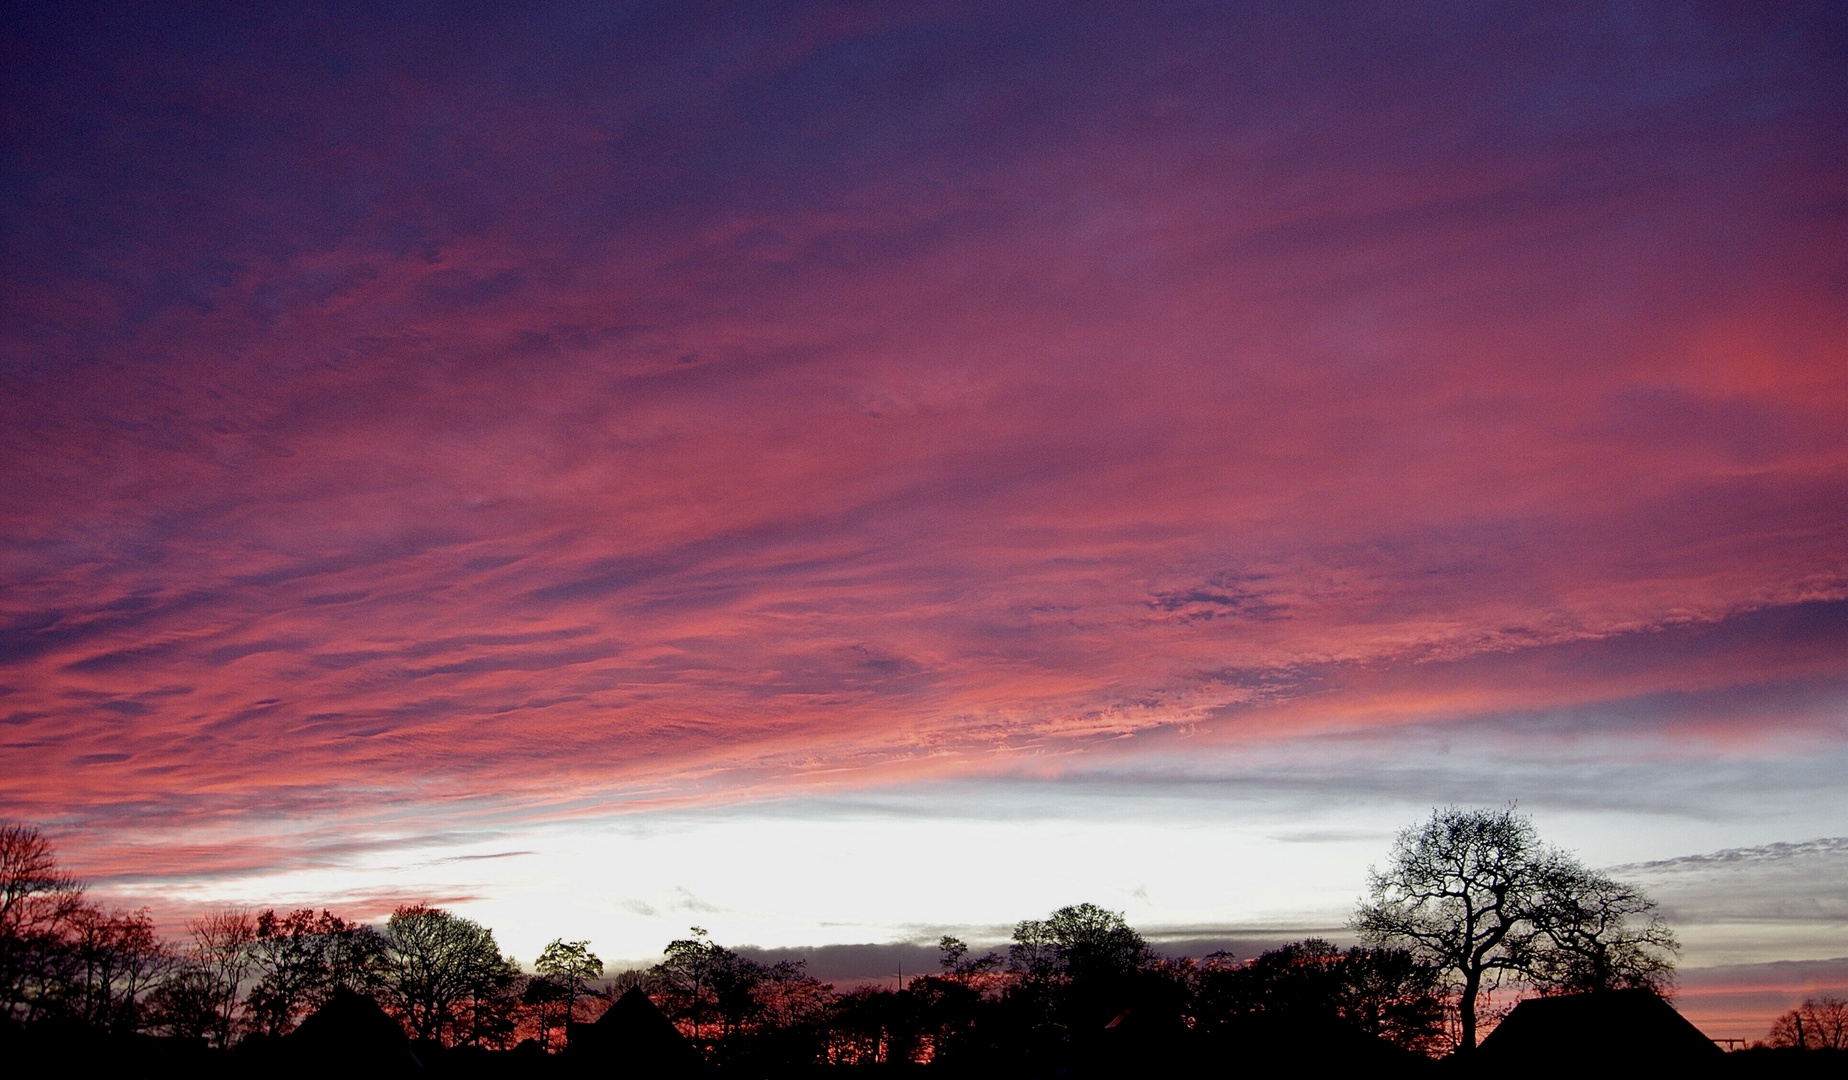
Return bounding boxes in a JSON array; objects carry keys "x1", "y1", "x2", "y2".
[
  {"x1": 566, "y1": 985, "x2": 704, "y2": 1076},
  {"x1": 285, "y1": 988, "x2": 424, "y2": 1075},
  {"x1": 1477, "y1": 988, "x2": 1722, "y2": 1070}
]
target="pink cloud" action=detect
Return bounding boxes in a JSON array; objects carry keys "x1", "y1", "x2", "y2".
[{"x1": 0, "y1": 4, "x2": 1843, "y2": 904}]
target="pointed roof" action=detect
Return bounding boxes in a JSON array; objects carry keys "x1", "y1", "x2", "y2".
[
  {"x1": 288, "y1": 988, "x2": 422, "y2": 1073},
  {"x1": 1478, "y1": 988, "x2": 1721, "y2": 1066},
  {"x1": 600, "y1": 986, "x2": 675, "y2": 1028},
  {"x1": 570, "y1": 986, "x2": 702, "y2": 1073}
]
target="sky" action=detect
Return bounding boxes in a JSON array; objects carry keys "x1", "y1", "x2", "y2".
[{"x1": 2, "y1": 0, "x2": 1844, "y2": 1039}]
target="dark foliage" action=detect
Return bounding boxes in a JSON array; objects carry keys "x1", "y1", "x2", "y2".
[{"x1": 1, "y1": 818, "x2": 1741, "y2": 1077}]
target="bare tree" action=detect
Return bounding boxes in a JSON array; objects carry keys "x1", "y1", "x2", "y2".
[
  {"x1": 454, "y1": 951, "x2": 522, "y2": 1050},
  {"x1": 324, "y1": 916, "x2": 389, "y2": 997},
  {"x1": 1767, "y1": 996, "x2": 1848, "y2": 1050},
  {"x1": 380, "y1": 904, "x2": 510, "y2": 1044},
  {"x1": 0, "y1": 824, "x2": 81, "y2": 937},
  {"x1": 1354, "y1": 807, "x2": 1679, "y2": 1052},
  {"x1": 1526, "y1": 862, "x2": 1678, "y2": 995},
  {"x1": 752, "y1": 958, "x2": 832, "y2": 1033},
  {"x1": 936, "y1": 935, "x2": 1002, "y2": 994},
  {"x1": 245, "y1": 908, "x2": 385, "y2": 1036},
  {"x1": 1006, "y1": 917, "x2": 1064, "y2": 989},
  {"x1": 0, "y1": 823, "x2": 86, "y2": 1018},
  {"x1": 1354, "y1": 807, "x2": 1555, "y2": 1051},
  {"x1": 65, "y1": 905, "x2": 171, "y2": 1033},
  {"x1": 187, "y1": 909, "x2": 255, "y2": 1047},
  {"x1": 148, "y1": 964, "x2": 227, "y2": 1039}
]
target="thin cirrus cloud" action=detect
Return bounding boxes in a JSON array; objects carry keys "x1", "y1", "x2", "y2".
[{"x1": 0, "y1": 0, "x2": 1844, "y2": 909}]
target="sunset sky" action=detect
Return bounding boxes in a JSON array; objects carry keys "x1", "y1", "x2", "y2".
[{"x1": 2, "y1": 2, "x2": 1844, "y2": 1038}]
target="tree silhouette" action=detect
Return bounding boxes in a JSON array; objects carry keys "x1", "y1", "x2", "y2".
[
  {"x1": 521, "y1": 968, "x2": 571, "y2": 1049},
  {"x1": 379, "y1": 904, "x2": 510, "y2": 1044},
  {"x1": 64, "y1": 905, "x2": 169, "y2": 1034},
  {"x1": 938, "y1": 934, "x2": 1003, "y2": 992},
  {"x1": 147, "y1": 963, "x2": 226, "y2": 1040},
  {"x1": 0, "y1": 822, "x2": 85, "y2": 1019},
  {"x1": 1767, "y1": 996, "x2": 1848, "y2": 1050},
  {"x1": 651, "y1": 926, "x2": 780, "y2": 1044},
  {"x1": 1000, "y1": 901, "x2": 1155, "y2": 1060},
  {"x1": 1526, "y1": 862, "x2": 1678, "y2": 995},
  {"x1": 1043, "y1": 903, "x2": 1150, "y2": 985},
  {"x1": 1339, "y1": 944, "x2": 1449, "y2": 1054},
  {"x1": 1354, "y1": 806, "x2": 1678, "y2": 1051},
  {"x1": 532, "y1": 937, "x2": 601, "y2": 1049},
  {"x1": 184, "y1": 909, "x2": 254, "y2": 1047},
  {"x1": 644, "y1": 927, "x2": 838, "y2": 1067},
  {"x1": 905, "y1": 968, "x2": 991, "y2": 1065},
  {"x1": 454, "y1": 950, "x2": 523, "y2": 1049},
  {"x1": 535, "y1": 937, "x2": 602, "y2": 1019},
  {"x1": 1008, "y1": 903, "x2": 1148, "y2": 990},
  {"x1": 245, "y1": 908, "x2": 386, "y2": 1036},
  {"x1": 654, "y1": 927, "x2": 724, "y2": 1043},
  {"x1": 1006, "y1": 917, "x2": 1061, "y2": 986},
  {"x1": 1189, "y1": 939, "x2": 1446, "y2": 1054},
  {"x1": 0, "y1": 815, "x2": 1697, "y2": 1069}
]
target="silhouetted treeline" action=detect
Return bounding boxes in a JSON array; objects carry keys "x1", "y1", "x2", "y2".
[
  {"x1": 6, "y1": 818, "x2": 1834, "y2": 1076},
  {"x1": 0, "y1": 822, "x2": 1447, "y2": 1074},
  {"x1": 625, "y1": 913, "x2": 1448, "y2": 1074}
]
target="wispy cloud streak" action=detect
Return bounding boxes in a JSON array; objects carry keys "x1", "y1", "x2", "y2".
[{"x1": 0, "y1": 3, "x2": 1842, "y2": 890}]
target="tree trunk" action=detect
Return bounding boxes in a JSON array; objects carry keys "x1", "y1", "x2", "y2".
[{"x1": 1459, "y1": 972, "x2": 1481, "y2": 1051}]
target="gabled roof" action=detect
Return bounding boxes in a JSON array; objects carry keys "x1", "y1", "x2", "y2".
[
  {"x1": 569, "y1": 986, "x2": 703, "y2": 1073},
  {"x1": 288, "y1": 988, "x2": 422, "y2": 1073},
  {"x1": 1477, "y1": 988, "x2": 1721, "y2": 1066}
]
